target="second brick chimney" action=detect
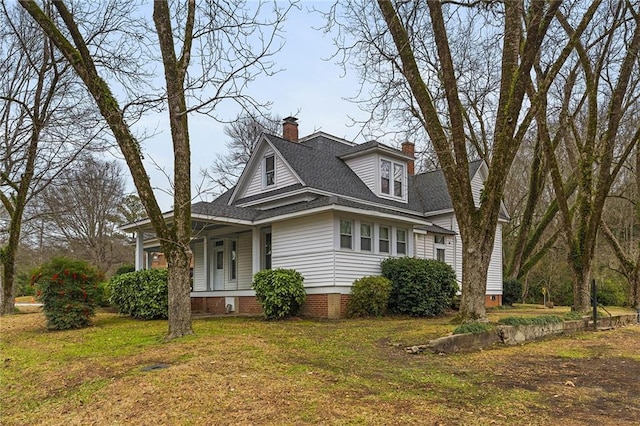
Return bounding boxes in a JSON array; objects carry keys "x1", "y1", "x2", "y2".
[
  {"x1": 401, "y1": 141, "x2": 415, "y2": 175},
  {"x1": 282, "y1": 116, "x2": 299, "y2": 142}
]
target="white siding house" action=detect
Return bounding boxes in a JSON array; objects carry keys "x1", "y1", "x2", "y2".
[{"x1": 124, "y1": 117, "x2": 508, "y2": 317}]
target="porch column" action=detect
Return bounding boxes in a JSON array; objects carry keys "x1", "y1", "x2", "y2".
[
  {"x1": 135, "y1": 230, "x2": 145, "y2": 271},
  {"x1": 203, "y1": 237, "x2": 209, "y2": 290},
  {"x1": 252, "y1": 227, "x2": 261, "y2": 276}
]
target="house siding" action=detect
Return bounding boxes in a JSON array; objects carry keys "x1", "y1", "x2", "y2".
[
  {"x1": 471, "y1": 168, "x2": 485, "y2": 207},
  {"x1": 487, "y1": 223, "x2": 503, "y2": 294},
  {"x1": 192, "y1": 240, "x2": 206, "y2": 291},
  {"x1": 432, "y1": 215, "x2": 461, "y2": 280},
  {"x1": 431, "y1": 214, "x2": 503, "y2": 295},
  {"x1": 345, "y1": 155, "x2": 376, "y2": 193},
  {"x1": 237, "y1": 232, "x2": 253, "y2": 290},
  {"x1": 243, "y1": 146, "x2": 299, "y2": 198},
  {"x1": 334, "y1": 251, "x2": 387, "y2": 286},
  {"x1": 272, "y1": 212, "x2": 335, "y2": 287}
]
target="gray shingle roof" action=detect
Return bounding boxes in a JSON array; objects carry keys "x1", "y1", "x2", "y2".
[{"x1": 195, "y1": 134, "x2": 486, "y2": 222}]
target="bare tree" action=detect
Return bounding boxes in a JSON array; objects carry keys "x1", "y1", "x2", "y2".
[
  {"x1": 206, "y1": 112, "x2": 281, "y2": 193},
  {"x1": 39, "y1": 157, "x2": 128, "y2": 274},
  {"x1": 538, "y1": 0, "x2": 640, "y2": 312},
  {"x1": 324, "y1": 0, "x2": 596, "y2": 320},
  {"x1": 0, "y1": 2, "x2": 102, "y2": 315},
  {"x1": 599, "y1": 146, "x2": 640, "y2": 309},
  {"x1": 18, "y1": 0, "x2": 291, "y2": 338}
]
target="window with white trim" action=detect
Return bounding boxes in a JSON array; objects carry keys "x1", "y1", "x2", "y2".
[
  {"x1": 340, "y1": 220, "x2": 353, "y2": 249},
  {"x1": 394, "y1": 164, "x2": 404, "y2": 197},
  {"x1": 264, "y1": 155, "x2": 275, "y2": 187},
  {"x1": 379, "y1": 226, "x2": 390, "y2": 253},
  {"x1": 396, "y1": 229, "x2": 407, "y2": 255},
  {"x1": 360, "y1": 223, "x2": 372, "y2": 252},
  {"x1": 380, "y1": 158, "x2": 405, "y2": 199},
  {"x1": 262, "y1": 231, "x2": 272, "y2": 270},
  {"x1": 381, "y1": 160, "x2": 391, "y2": 194},
  {"x1": 434, "y1": 234, "x2": 446, "y2": 263}
]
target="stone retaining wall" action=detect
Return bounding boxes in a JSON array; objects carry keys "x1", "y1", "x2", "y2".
[{"x1": 406, "y1": 314, "x2": 638, "y2": 355}]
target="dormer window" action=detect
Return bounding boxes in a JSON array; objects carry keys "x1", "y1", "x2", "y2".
[
  {"x1": 380, "y1": 158, "x2": 405, "y2": 199},
  {"x1": 381, "y1": 160, "x2": 391, "y2": 194},
  {"x1": 264, "y1": 155, "x2": 275, "y2": 187},
  {"x1": 394, "y1": 164, "x2": 403, "y2": 197}
]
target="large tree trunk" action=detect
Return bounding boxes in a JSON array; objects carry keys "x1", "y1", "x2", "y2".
[
  {"x1": 165, "y1": 246, "x2": 193, "y2": 339},
  {"x1": 458, "y1": 237, "x2": 491, "y2": 321},
  {"x1": 571, "y1": 260, "x2": 592, "y2": 312}
]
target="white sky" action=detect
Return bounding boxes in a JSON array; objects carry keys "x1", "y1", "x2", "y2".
[{"x1": 130, "y1": 2, "x2": 371, "y2": 211}]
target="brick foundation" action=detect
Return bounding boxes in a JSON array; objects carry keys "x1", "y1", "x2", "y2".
[
  {"x1": 485, "y1": 294, "x2": 502, "y2": 308},
  {"x1": 192, "y1": 293, "x2": 502, "y2": 317}
]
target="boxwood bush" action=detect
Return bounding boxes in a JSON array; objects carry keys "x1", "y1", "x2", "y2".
[
  {"x1": 381, "y1": 257, "x2": 458, "y2": 317},
  {"x1": 253, "y1": 268, "x2": 306, "y2": 319},
  {"x1": 347, "y1": 276, "x2": 392, "y2": 317},
  {"x1": 109, "y1": 269, "x2": 168, "y2": 320},
  {"x1": 453, "y1": 322, "x2": 494, "y2": 335},
  {"x1": 31, "y1": 257, "x2": 100, "y2": 330}
]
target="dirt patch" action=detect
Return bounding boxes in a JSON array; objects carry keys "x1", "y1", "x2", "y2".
[{"x1": 488, "y1": 328, "x2": 640, "y2": 425}]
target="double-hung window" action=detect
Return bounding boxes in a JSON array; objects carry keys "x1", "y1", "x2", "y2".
[
  {"x1": 381, "y1": 159, "x2": 405, "y2": 199},
  {"x1": 394, "y1": 164, "x2": 404, "y2": 197},
  {"x1": 340, "y1": 220, "x2": 353, "y2": 249},
  {"x1": 396, "y1": 229, "x2": 407, "y2": 255},
  {"x1": 434, "y1": 235, "x2": 446, "y2": 263},
  {"x1": 360, "y1": 223, "x2": 372, "y2": 252},
  {"x1": 379, "y1": 226, "x2": 390, "y2": 253},
  {"x1": 381, "y1": 160, "x2": 391, "y2": 194},
  {"x1": 264, "y1": 155, "x2": 275, "y2": 187}
]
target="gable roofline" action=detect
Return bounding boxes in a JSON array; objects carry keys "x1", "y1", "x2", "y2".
[
  {"x1": 227, "y1": 133, "x2": 305, "y2": 205},
  {"x1": 339, "y1": 140, "x2": 414, "y2": 161},
  {"x1": 298, "y1": 131, "x2": 356, "y2": 146}
]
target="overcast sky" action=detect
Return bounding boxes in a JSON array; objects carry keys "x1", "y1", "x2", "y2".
[{"x1": 131, "y1": 2, "x2": 371, "y2": 211}]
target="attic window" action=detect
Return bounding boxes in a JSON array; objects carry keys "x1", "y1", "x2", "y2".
[
  {"x1": 394, "y1": 164, "x2": 403, "y2": 197},
  {"x1": 264, "y1": 155, "x2": 275, "y2": 187},
  {"x1": 380, "y1": 159, "x2": 405, "y2": 199},
  {"x1": 381, "y1": 160, "x2": 391, "y2": 194}
]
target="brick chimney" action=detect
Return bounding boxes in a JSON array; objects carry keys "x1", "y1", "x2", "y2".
[
  {"x1": 401, "y1": 141, "x2": 415, "y2": 175},
  {"x1": 282, "y1": 116, "x2": 299, "y2": 142}
]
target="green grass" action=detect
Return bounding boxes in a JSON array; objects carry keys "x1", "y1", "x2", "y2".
[{"x1": 1, "y1": 307, "x2": 638, "y2": 425}]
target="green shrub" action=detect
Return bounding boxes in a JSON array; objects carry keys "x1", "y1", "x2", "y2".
[
  {"x1": 109, "y1": 269, "x2": 168, "y2": 320},
  {"x1": 347, "y1": 276, "x2": 392, "y2": 317},
  {"x1": 453, "y1": 322, "x2": 494, "y2": 335},
  {"x1": 94, "y1": 281, "x2": 111, "y2": 307},
  {"x1": 502, "y1": 278, "x2": 522, "y2": 306},
  {"x1": 596, "y1": 278, "x2": 627, "y2": 306},
  {"x1": 497, "y1": 315, "x2": 563, "y2": 326},
  {"x1": 114, "y1": 264, "x2": 135, "y2": 276},
  {"x1": 252, "y1": 269, "x2": 306, "y2": 319},
  {"x1": 381, "y1": 257, "x2": 458, "y2": 317},
  {"x1": 31, "y1": 257, "x2": 100, "y2": 330}
]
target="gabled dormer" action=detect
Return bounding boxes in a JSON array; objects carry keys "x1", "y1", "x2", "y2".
[
  {"x1": 340, "y1": 141, "x2": 414, "y2": 204},
  {"x1": 229, "y1": 132, "x2": 304, "y2": 204}
]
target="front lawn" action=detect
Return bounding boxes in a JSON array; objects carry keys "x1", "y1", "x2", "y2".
[{"x1": 1, "y1": 308, "x2": 638, "y2": 425}]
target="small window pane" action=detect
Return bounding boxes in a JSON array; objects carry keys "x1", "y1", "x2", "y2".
[
  {"x1": 265, "y1": 155, "x2": 275, "y2": 186},
  {"x1": 381, "y1": 160, "x2": 390, "y2": 194},
  {"x1": 340, "y1": 220, "x2": 352, "y2": 249},
  {"x1": 434, "y1": 235, "x2": 445, "y2": 244},
  {"x1": 379, "y1": 226, "x2": 390, "y2": 253},
  {"x1": 436, "y1": 248, "x2": 445, "y2": 263},
  {"x1": 394, "y1": 164, "x2": 403, "y2": 197},
  {"x1": 361, "y1": 223, "x2": 372, "y2": 252},
  {"x1": 397, "y1": 229, "x2": 406, "y2": 255}
]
